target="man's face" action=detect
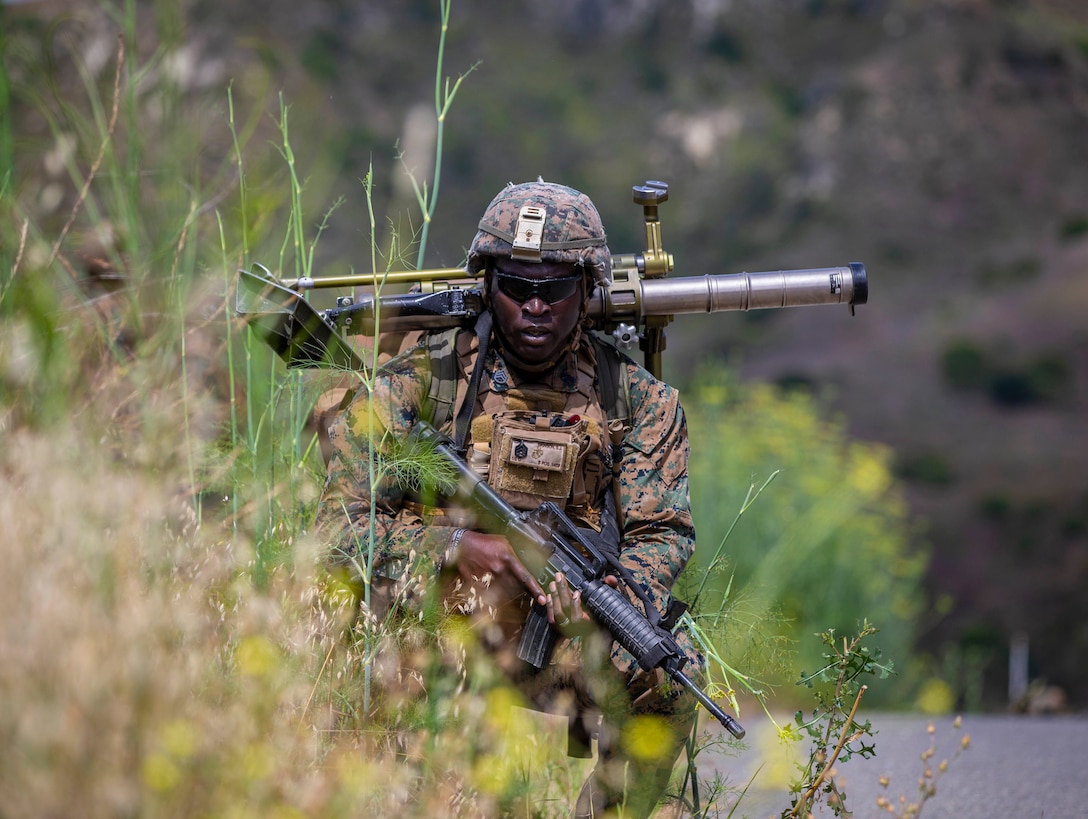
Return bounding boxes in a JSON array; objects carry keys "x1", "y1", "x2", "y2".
[{"x1": 488, "y1": 257, "x2": 586, "y2": 368}]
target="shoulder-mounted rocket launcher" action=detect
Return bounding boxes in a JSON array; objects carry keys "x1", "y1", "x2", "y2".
[{"x1": 235, "y1": 180, "x2": 868, "y2": 379}]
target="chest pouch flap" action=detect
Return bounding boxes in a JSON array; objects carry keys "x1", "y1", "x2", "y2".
[{"x1": 489, "y1": 411, "x2": 588, "y2": 510}]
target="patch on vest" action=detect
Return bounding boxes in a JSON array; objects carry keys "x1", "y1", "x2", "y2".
[{"x1": 507, "y1": 435, "x2": 567, "y2": 472}]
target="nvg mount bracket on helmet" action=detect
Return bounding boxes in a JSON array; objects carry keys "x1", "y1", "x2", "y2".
[{"x1": 511, "y1": 206, "x2": 547, "y2": 262}]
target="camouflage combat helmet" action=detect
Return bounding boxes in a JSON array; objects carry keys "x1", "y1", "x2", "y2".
[{"x1": 467, "y1": 179, "x2": 613, "y2": 286}]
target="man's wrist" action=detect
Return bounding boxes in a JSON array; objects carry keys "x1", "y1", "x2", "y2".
[{"x1": 441, "y1": 527, "x2": 467, "y2": 569}]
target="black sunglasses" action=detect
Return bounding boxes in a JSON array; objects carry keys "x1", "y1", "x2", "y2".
[{"x1": 492, "y1": 269, "x2": 583, "y2": 304}]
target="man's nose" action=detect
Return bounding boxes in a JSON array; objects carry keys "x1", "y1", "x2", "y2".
[{"x1": 522, "y1": 295, "x2": 549, "y2": 315}]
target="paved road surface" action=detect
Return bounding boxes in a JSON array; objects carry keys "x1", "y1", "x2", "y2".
[{"x1": 700, "y1": 712, "x2": 1088, "y2": 818}]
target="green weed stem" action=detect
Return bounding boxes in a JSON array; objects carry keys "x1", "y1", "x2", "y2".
[
  {"x1": 46, "y1": 34, "x2": 123, "y2": 273},
  {"x1": 228, "y1": 84, "x2": 249, "y2": 261},
  {"x1": 788, "y1": 685, "x2": 868, "y2": 818},
  {"x1": 692, "y1": 469, "x2": 779, "y2": 608},
  {"x1": 411, "y1": 0, "x2": 476, "y2": 269},
  {"x1": 216, "y1": 211, "x2": 240, "y2": 527}
]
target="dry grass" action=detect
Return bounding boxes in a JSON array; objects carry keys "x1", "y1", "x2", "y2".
[{"x1": 0, "y1": 333, "x2": 594, "y2": 816}]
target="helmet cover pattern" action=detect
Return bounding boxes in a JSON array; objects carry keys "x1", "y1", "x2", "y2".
[{"x1": 467, "y1": 179, "x2": 613, "y2": 285}]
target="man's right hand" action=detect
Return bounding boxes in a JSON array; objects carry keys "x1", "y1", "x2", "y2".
[{"x1": 451, "y1": 530, "x2": 548, "y2": 608}]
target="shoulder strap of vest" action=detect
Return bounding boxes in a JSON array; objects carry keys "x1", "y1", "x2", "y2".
[
  {"x1": 589, "y1": 333, "x2": 630, "y2": 425},
  {"x1": 423, "y1": 327, "x2": 462, "y2": 430}
]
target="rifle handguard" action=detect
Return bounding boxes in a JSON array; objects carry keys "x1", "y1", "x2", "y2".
[{"x1": 580, "y1": 579, "x2": 678, "y2": 672}]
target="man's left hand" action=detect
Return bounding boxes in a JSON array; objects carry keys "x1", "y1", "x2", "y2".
[{"x1": 546, "y1": 572, "x2": 619, "y2": 637}]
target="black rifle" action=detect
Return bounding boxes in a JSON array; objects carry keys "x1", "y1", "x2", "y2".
[{"x1": 414, "y1": 420, "x2": 746, "y2": 739}]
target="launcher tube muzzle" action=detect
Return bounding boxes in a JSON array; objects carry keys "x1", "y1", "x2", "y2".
[{"x1": 589, "y1": 263, "x2": 867, "y2": 321}]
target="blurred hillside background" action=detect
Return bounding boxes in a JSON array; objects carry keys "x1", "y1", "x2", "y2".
[{"x1": 3, "y1": 0, "x2": 1086, "y2": 722}]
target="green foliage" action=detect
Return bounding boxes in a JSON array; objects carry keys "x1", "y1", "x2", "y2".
[
  {"x1": 894, "y1": 451, "x2": 955, "y2": 486},
  {"x1": 679, "y1": 471, "x2": 794, "y2": 724},
  {"x1": 784, "y1": 622, "x2": 890, "y2": 818},
  {"x1": 681, "y1": 366, "x2": 925, "y2": 704},
  {"x1": 941, "y1": 340, "x2": 988, "y2": 390},
  {"x1": 941, "y1": 338, "x2": 1074, "y2": 407},
  {"x1": 1059, "y1": 213, "x2": 1088, "y2": 239},
  {"x1": 703, "y1": 25, "x2": 746, "y2": 64},
  {"x1": 303, "y1": 29, "x2": 347, "y2": 83},
  {"x1": 0, "y1": 4, "x2": 557, "y2": 816},
  {"x1": 377, "y1": 425, "x2": 459, "y2": 497},
  {"x1": 975, "y1": 255, "x2": 1042, "y2": 289},
  {"x1": 673, "y1": 370, "x2": 922, "y2": 811}
]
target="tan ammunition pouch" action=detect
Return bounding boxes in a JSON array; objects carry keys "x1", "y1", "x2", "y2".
[{"x1": 489, "y1": 411, "x2": 588, "y2": 511}]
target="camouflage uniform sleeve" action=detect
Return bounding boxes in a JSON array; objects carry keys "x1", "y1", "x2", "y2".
[
  {"x1": 316, "y1": 347, "x2": 459, "y2": 605},
  {"x1": 615, "y1": 362, "x2": 696, "y2": 617}
]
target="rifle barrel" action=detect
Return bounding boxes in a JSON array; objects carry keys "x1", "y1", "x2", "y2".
[{"x1": 672, "y1": 667, "x2": 746, "y2": 739}]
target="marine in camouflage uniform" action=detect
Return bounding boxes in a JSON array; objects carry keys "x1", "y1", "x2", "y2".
[{"x1": 318, "y1": 180, "x2": 702, "y2": 817}]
